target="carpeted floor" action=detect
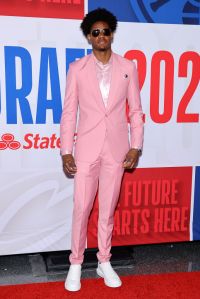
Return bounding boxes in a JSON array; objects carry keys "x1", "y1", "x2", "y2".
[{"x1": 1, "y1": 271, "x2": 200, "y2": 299}]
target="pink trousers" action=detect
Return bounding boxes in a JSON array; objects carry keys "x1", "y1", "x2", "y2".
[{"x1": 69, "y1": 134, "x2": 125, "y2": 264}]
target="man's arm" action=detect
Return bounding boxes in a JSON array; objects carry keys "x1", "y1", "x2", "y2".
[
  {"x1": 60, "y1": 64, "x2": 78, "y2": 175},
  {"x1": 123, "y1": 61, "x2": 144, "y2": 169}
]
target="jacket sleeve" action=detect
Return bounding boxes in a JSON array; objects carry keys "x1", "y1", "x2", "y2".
[
  {"x1": 127, "y1": 61, "x2": 144, "y2": 149},
  {"x1": 60, "y1": 64, "x2": 78, "y2": 155}
]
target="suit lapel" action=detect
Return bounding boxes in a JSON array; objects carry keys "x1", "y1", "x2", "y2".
[
  {"x1": 106, "y1": 53, "x2": 120, "y2": 113},
  {"x1": 86, "y1": 54, "x2": 106, "y2": 112}
]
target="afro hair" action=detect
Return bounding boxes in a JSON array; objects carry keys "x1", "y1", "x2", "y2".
[{"x1": 80, "y1": 8, "x2": 118, "y2": 37}]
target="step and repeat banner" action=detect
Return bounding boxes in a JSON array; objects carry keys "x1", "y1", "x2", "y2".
[{"x1": 0, "y1": 0, "x2": 199, "y2": 255}]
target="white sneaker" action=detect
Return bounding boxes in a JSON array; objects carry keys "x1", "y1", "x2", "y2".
[
  {"x1": 96, "y1": 262, "x2": 122, "y2": 288},
  {"x1": 64, "y1": 264, "x2": 81, "y2": 291}
]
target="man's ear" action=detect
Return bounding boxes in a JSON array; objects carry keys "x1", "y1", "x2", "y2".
[
  {"x1": 111, "y1": 32, "x2": 114, "y2": 43},
  {"x1": 87, "y1": 34, "x2": 91, "y2": 44}
]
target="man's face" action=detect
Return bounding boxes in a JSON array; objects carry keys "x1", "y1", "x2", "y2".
[{"x1": 87, "y1": 21, "x2": 113, "y2": 52}]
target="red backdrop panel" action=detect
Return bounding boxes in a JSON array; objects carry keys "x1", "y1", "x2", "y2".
[
  {"x1": 0, "y1": 0, "x2": 84, "y2": 19},
  {"x1": 87, "y1": 167, "x2": 192, "y2": 247}
]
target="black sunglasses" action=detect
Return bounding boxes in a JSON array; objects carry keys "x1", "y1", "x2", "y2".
[{"x1": 91, "y1": 28, "x2": 111, "y2": 37}]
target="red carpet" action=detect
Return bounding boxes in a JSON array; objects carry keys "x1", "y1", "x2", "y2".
[{"x1": 1, "y1": 271, "x2": 200, "y2": 299}]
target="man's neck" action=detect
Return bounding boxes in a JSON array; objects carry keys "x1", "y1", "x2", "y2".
[{"x1": 92, "y1": 49, "x2": 112, "y2": 64}]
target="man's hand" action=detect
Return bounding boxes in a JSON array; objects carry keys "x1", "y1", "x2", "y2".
[
  {"x1": 62, "y1": 154, "x2": 77, "y2": 175},
  {"x1": 123, "y1": 148, "x2": 141, "y2": 169}
]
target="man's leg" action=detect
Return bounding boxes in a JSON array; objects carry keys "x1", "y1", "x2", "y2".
[
  {"x1": 97, "y1": 137, "x2": 125, "y2": 262},
  {"x1": 65, "y1": 158, "x2": 101, "y2": 291},
  {"x1": 69, "y1": 158, "x2": 101, "y2": 264},
  {"x1": 95, "y1": 136, "x2": 124, "y2": 288}
]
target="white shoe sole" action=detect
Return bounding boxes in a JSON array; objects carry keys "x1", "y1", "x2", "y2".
[
  {"x1": 96, "y1": 267, "x2": 122, "y2": 288},
  {"x1": 65, "y1": 282, "x2": 81, "y2": 292}
]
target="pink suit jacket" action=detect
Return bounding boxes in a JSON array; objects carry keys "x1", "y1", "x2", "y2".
[{"x1": 60, "y1": 52, "x2": 144, "y2": 163}]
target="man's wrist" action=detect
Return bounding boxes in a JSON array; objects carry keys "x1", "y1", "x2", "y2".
[
  {"x1": 60, "y1": 150, "x2": 72, "y2": 156},
  {"x1": 130, "y1": 148, "x2": 142, "y2": 154}
]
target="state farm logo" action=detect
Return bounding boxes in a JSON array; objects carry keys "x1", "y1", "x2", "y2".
[
  {"x1": 0, "y1": 134, "x2": 21, "y2": 150},
  {"x1": 0, "y1": 133, "x2": 62, "y2": 150}
]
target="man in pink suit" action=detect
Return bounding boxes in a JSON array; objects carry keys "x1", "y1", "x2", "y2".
[{"x1": 60, "y1": 8, "x2": 144, "y2": 292}]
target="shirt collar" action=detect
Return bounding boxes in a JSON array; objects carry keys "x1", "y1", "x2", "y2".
[{"x1": 92, "y1": 51, "x2": 113, "y2": 68}]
